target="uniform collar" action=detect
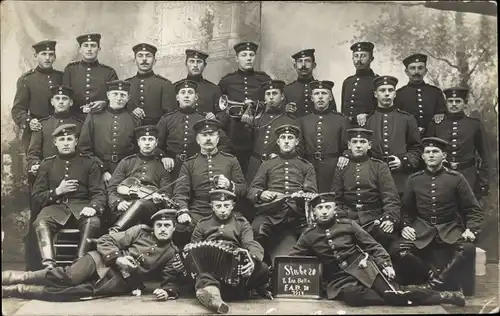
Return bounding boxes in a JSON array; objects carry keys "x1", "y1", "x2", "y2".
[
  {"x1": 81, "y1": 59, "x2": 100, "y2": 67},
  {"x1": 178, "y1": 106, "x2": 197, "y2": 114},
  {"x1": 137, "y1": 151, "x2": 157, "y2": 161},
  {"x1": 58, "y1": 151, "x2": 78, "y2": 160},
  {"x1": 424, "y1": 165, "x2": 446, "y2": 176},
  {"x1": 376, "y1": 105, "x2": 397, "y2": 113},
  {"x1": 407, "y1": 80, "x2": 426, "y2": 87},
  {"x1": 200, "y1": 148, "x2": 219, "y2": 158},
  {"x1": 351, "y1": 154, "x2": 370, "y2": 163},
  {"x1": 355, "y1": 68, "x2": 375, "y2": 76},
  {"x1": 316, "y1": 218, "x2": 336, "y2": 229},
  {"x1": 53, "y1": 111, "x2": 72, "y2": 119},
  {"x1": 212, "y1": 213, "x2": 234, "y2": 224},
  {"x1": 107, "y1": 106, "x2": 127, "y2": 115},
  {"x1": 186, "y1": 74, "x2": 204, "y2": 82},
  {"x1": 278, "y1": 150, "x2": 298, "y2": 159},
  {"x1": 447, "y1": 111, "x2": 466, "y2": 119},
  {"x1": 267, "y1": 104, "x2": 286, "y2": 114},
  {"x1": 136, "y1": 71, "x2": 155, "y2": 78},
  {"x1": 311, "y1": 106, "x2": 331, "y2": 115},
  {"x1": 237, "y1": 68, "x2": 255, "y2": 75},
  {"x1": 35, "y1": 66, "x2": 55, "y2": 74},
  {"x1": 297, "y1": 75, "x2": 315, "y2": 83}
]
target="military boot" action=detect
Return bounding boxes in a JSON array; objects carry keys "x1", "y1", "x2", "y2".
[
  {"x1": 438, "y1": 291, "x2": 466, "y2": 307},
  {"x1": 2, "y1": 270, "x2": 47, "y2": 285},
  {"x1": 2, "y1": 284, "x2": 45, "y2": 299},
  {"x1": 35, "y1": 223, "x2": 56, "y2": 269},
  {"x1": 109, "y1": 200, "x2": 144, "y2": 233},
  {"x1": 196, "y1": 285, "x2": 229, "y2": 314}
]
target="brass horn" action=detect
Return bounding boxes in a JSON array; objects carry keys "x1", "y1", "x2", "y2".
[{"x1": 218, "y1": 95, "x2": 254, "y2": 118}]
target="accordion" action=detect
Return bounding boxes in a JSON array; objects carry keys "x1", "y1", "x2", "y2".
[{"x1": 181, "y1": 240, "x2": 252, "y2": 286}]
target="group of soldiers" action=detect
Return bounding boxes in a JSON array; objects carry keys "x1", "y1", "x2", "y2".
[{"x1": 1, "y1": 33, "x2": 490, "y2": 313}]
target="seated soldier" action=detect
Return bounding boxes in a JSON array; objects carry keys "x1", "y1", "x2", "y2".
[
  {"x1": 190, "y1": 189, "x2": 272, "y2": 314},
  {"x1": 289, "y1": 193, "x2": 465, "y2": 307},
  {"x1": 391, "y1": 137, "x2": 483, "y2": 289},
  {"x1": 247, "y1": 124, "x2": 317, "y2": 264},
  {"x1": 30, "y1": 124, "x2": 105, "y2": 269},
  {"x1": 331, "y1": 128, "x2": 401, "y2": 249},
  {"x1": 107, "y1": 125, "x2": 173, "y2": 233},
  {"x1": 2, "y1": 210, "x2": 186, "y2": 301}
]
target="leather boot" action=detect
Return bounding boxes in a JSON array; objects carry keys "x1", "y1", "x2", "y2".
[
  {"x1": 77, "y1": 219, "x2": 100, "y2": 258},
  {"x1": 196, "y1": 285, "x2": 229, "y2": 314},
  {"x1": 35, "y1": 224, "x2": 56, "y2": 269},
  {"x1": 438, "y1": 291, "x2": 466, "y2": 307},
  {"x1": 109, "y1": 201, "x2": 144, "y2": 233},
  {"x1": 2, "y1": 270, "x2": 47, "y2": 285},
  {"x1": 429, "y1": 250, "x2": 467, "y2": 290},
  {"x1": 2, "y1": 284, "x2": 45, "y2": 299}
]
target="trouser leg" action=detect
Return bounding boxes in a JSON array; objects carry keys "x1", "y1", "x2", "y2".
[
  {"x1": 251, "y1": 215, "x2": 274, "y2": 266},
  {"x1": 109, "y1": 199, "x2": 156, "y2": 233},
  {"x1": 429, "y1": 241, "x2": 475, "y2": 290},
  {"x1": 33, "y1": 216, "x2": 60, "y2": 269},
  {"x1": 390, "y1": 239, "x2": 432, "y2": 285},
  {"x1": 76, "y1": 216, "x2": 101, "y2": 258},
  {"x1": 340, "y1": 282, "x2": 386, "y2": 306}
]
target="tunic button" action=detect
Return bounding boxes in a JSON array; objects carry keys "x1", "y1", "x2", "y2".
[
  {"x1": 339, "y1": 261, "x2": 347, "y2": 269},
  {"x1": 87, "y1": 68, "x2": 91, "y2": 71}
]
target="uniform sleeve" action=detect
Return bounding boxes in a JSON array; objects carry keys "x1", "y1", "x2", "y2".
[
  {"x1": 109, "y1": 69, "x2": 119, "y2": 82},
  {"x1": 398, "y1": 116, "x2": 422, "y2": 170},
  {"x1": 394, "y1": 89, "x2": 403, "y2": 110},
  {"x1": 339, "y1": 116, "x2": 350, "y2": 153},
  {"x1": 424, "y1": 121, "x2": 437, "y2": 137},
  {"x1": 159, "y1": 163, "x2": 173, "y2": 196},
  {"x1": 11, "y1": 76, "x2": 31, "y2": 128},
  {"x1": 352, "y1": 221, "x2": 392, "y2": 269},
  {"x1": 96, "y1": 225, "x2": 143, "y2": 265},
  {"x1": 173, "y1": 162, "x2": 192, "y2": 210},
  {"x1": 156, "y1": 116, "x2": 171, "y2": 156},
  {"x1": 456, "y1": 174, "x2": 484, "y2": 237},
  {"x1": 26, "y1": 130, "x2": 43, "y2": 169},
  {"x1": 289, "y1": 232, "x2": 312, "y2": 256},
  {"x1": 77, "y1": 114, "x2": 98, "y2": 160},
  {"x1": 302, "y1": 163, "x2": 318, "y2": 193},
  {"x1": 330, "y1": 166, "x2": 345, "y2": 202},
  {"x1": 474, "y1": 120, "x2": 490, "y2": 196},
  {"x1": 377, "y1": 163, "x2": 401, "y2": 225},
  {"x1": 107, "y1": 159, "x2": 129, "y2": 211},
  {"x1": 434, "y1": 89, "x2": 446, "y2": 114},
  {"x1": 63, "y1": 65, "x2": 72, "y2": 88},
  {"x1": 239, "y1": 219, "x2": 264, "y2": 262},
  {"x1": 190, "y1": 222, "x2": 204, "y2": 243},
  {"x1": 159, "y1": 255, "x2": 184, "y2": 298},
  {"x1": 31, "y1": 160, "x2": 61, "y2": 208},
  {"x1": 246, "y1": 163, "x2": 268, "y2": 203},
  {"x1": 340, "y1": 79, "x2": 347, "y2": 115},
  {"x1": 87, "y1": 159, "x2": 107, "y2": 214},
  {"x1": 217, "y1": 130, "x2": 234, "y2": 154},
  {"x1": 162, "y1": 81, "x2": 177, "y2": 114},
  {"x1": 212, "y1": 85, "x2": 222, "y2": 113},
  {"x1": 401, "y1": 177, "x2": 417, "y2": 227},
  {"x1": 230, "y1": 157, "x2": 247, "y2": 197}
]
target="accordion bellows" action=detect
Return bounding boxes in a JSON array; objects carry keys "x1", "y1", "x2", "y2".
[{"x1": 182, "y1": 240, "x2": 252, "y2": 286}]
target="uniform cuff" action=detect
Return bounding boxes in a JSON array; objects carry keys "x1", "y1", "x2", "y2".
[
  {"x1": 104, "y1": 251, "x2": 121, "y2": 265},
  {"x1": 176, "y1": 209, "x2": 189, "y2": 216}
]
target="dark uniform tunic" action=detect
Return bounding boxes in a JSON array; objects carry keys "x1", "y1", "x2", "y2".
[
  {"x1": 78, "y1": 107, "x2": 139, "y2": 174},
  {"x1": 63, "y1": 60, "x2": 118, "y2": 118},
  {"x1": 395, "y1": 81, "x2": 446, "y2": 135},
  {"x1": 11, "y1": 66, "x2": 64, "y2": 152},
  {"x1": 31, "y1": 152, "x2": 106, "y2": 225},
  {"x1": 126, "y1": 71, "x2": 177, "y2": 125},
  {"x1": 175, "y1": 75, "x2": 222, "y2": 114},
  {"x1": 156, "y1": 108, "x2": 233, "y2": 177},
  {"x1": 299, "y1": 109, "x2": 349, "y2": 192},
  {"x1": 341, "y1": 68, "x2": 378, "y2": 126},
  {"x1": 26, "y1": 112, "x2": 83, "y2": 170},
  {"x1": 284, "y1": 77, "x2": 338, "y2": 117},
  {"x1": 425, "y1": 111, "x2": 489, "y2": 197},
  {"x1": 365, "y1": 107, "x2": 422, "y2": 193}
]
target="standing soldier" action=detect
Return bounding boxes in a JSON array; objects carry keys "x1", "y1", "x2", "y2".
[
  {"x1": 11, "y1": 40, "x2": 63, "y2": 153},
  {"x1": 426, "y1": 87, "x2": 490, "y2": 200},
  {"x1": 395, "y1": 53, "x2": 446, "y2": 135},
  {"x1": 126, "y1": 43, "x2": 177, "y2": 125},
  {"x1": 365, "y1": 76, "x2": 422, "y2": 195},
  {"x1": 341, "y1": 42, "x2": 378, "y2": 127},
  {"x1": 175, "y1": 49, "x2": 222, "y2": 116},
  {"x1": 283, "y1": 49, "x2": 337, "y2": 117},
  {"x1": 299, "y1": 80, "x2": 349, "y2": 192},
  {"x1": 218, "y1": 41, "x2": 272, "y2": 174},
  {"x1": 63, "y1": 33, "x2": 118, "y2": 120},
  {"x1": 31, "y1": 124, "x2": 105, "y2": 269}
]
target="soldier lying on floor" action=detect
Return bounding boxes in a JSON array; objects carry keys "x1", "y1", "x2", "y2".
[
  {"x1": 2, "y1": 209, "x2": 187, "y2": 301},
  {"x1": 288, "y1": 192, "x2": 466, "y2": 307}
]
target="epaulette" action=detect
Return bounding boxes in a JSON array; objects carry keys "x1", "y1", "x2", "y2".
[
  {"x1": 39, "y1": 116, "x2": 51, "y2": 122},
  {"x1": 21, "y1": 69, "x2": 35, "y2": 78},
  {"x1": 297, "y1": 156, "x2": 312, "y2": 165},
  {"x1": 284, "y1": 81, "x2": 296, "y2": 87},
  {"x1": 255, "y1": 70, "x2": 269, "y2": 76},
  {"x1": 396, "y1": 108, "x2": 412, "y2": 116},
  {"x1": 369, "y1": 157, "x2": 384, "y2": 164},
  {"x1": 198, "y1": 214, "x2": 212, "y2": 223},
  {"x1": 73, "y1": 116, "x2": 84, "y2": 123},
  {"x1": 235, "y1": 215, "x2": 250, "y2": 223},
  {"x1": 330, "y1": 111, "x2": 346, "y2": 117},
  {"x1": 220, "y1": 71, "x2": 236, "y2": 80},
  {"x1": 302, "y1": 225, "x2": 316, "y2": 235},
  {"x1": 464, "y1": 114, "x2": 480, "y2": 121},
  {"x1": 162, "y1": 110, "x2": 178, "y2": 118},
  {"x1": 443, "y1": 167, "x2": 461, "y2": 176},
  {"x1": 42, "y1": 155, "x2": 56, "y2": 162},
  {"x1": 335, "y1": 217, "x2": 352, "y2": 224},
  {"x1": 203, "y1": 78, "x2": 217, "y2": 86},
  {"x1": 122, "y1": 154, "x2": 138, "y2": 161},
  {"x1": 124, "y1": 76, "x2": 134, "y2": 82},
  {"x1": 185, "y1": 153, "x2": 198, "y2": 161},
  {"x1": 65, "y1": 61, "x2": 80, "y2": 67},
  {"x1": 155, "y1": 74, "x2": 172, "y2": 83},
  {"x1": 408, "y1": 170, "x2": 425, "y2": 179},
  {"x1": 99, "y1": 63, "x2": 115, "y2": 71},
  {"x1": 220, "y1": 151, "x2": 236, "y2": 158}
]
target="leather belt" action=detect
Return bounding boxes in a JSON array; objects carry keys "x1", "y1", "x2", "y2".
[
  {"x1": 103, "y1": 154, "x2": 123, "y2": 163},
  {"x1": 444, "y1": 159, "x2": 476, "y2": 170},
  {"x1": 420, "y1": 213, "x2": 457, "y2": 225},
  {"x1": 251, "y1": 152, "x2": 270, "y2": 162},
  {"x1": 305, "y1": 152, "x2": 340, "y2": 161},
  {"x1": 345, "y1": 202, "x2": 382, "y2": 211}
]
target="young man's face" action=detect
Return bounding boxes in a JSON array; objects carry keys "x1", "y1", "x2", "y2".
[
  {"x1": 79, "y1": 41, "x2": 100, "y2": 61},
  {"x1": 236, "y1": 50, "x2": 256, "y2": 71},
  {"x1": 51, "y1": 95, "x2": 73, "y2": 113},
  {"x1": 294, "y1": 56, "x2": 316, "y2": 77},
  {"x1": 311, "y1": 89, "x2": 331, "y2": 111},
  {"x1": 264, "y1": 88, "x2": 284, "y2": 108},
  {"x1": 186, "y1": 57, "x2": 206, "y2": 76},
  {"x1": 137, "y1": 135, "x2": 158, "y2": 155},
  {"x1": 196, "y1": 131, "x2": 219, "y2": 151},
  {"x1": 405, "y1": 61, "x2": 427, "y2": 83},
  {"x1": 36, "y1": 50, "x2": 56, "y2": 69},
  {"x1": 107, "y1": 90, "x2": 130, "y2": 108},
  {"x1": 352, "y1": 51, "x2": 373, "y2": 70},
  {"x1": 135, "y1": 51, "x2": 155, "y2": 73},
  {"x1": 153, "y1": 219, "x2": 175, "y2": 241},
  {"x1": 374, "y1": 84, "x2": 396, "y2": 107},
  {"x1": 446, "y1": 97, "x2": 466, "y2": 114},
  {"x1": 176, "y1": 87, "x2": 198, "y2": 109},
  {"x1": 211, "y1": 200, "x2": 235, "y2": 221},
  {"x1": 313, "y1": 202, "x2": 337, "y2": 224},
  {"x1": 422, "y1": 146, "x2": 446, "y2": 168},
  {"x1": 348, "y1": 137, "x2": 371, "y2": 157},
  {"x1": 53, "y1": 135, "x2": 78, "y2": 155},
  {"x1": 277, "y1": 132, "x2": 299, "y2": 153}
]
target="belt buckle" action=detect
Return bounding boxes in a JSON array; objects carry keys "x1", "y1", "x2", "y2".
[
  {"x1": 314, "y1": 151, "x2": 322, "y2": 160},
  {"x1": 111, "y1": 154, "x2": 118, "y2": 163},
  {"x1": 450, "y1": 162, "x2": 458, "y2": 170},
  {"x1": 430, "y1": 216, "x2": 437, "y2": 225},
  {"x1": 179, "y1": 153, "x2": 187, "y2": 162},
  {"x1": 261, "y1": 153, "x2": 268, "y2": 162},
  {"x1": 355, "y1": 204, "x2": 363, "y2": 210},
  {"x1": 62, "y1": 196, "x2": 69, "y2": 204}
]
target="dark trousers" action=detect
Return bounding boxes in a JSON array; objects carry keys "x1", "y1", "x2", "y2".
[
  {"x1": 33, "y1": 214, "x2": 101, "y2": 237},
  {"x1": 25, "y1": 173, "x2": 43, "y2": 271}
]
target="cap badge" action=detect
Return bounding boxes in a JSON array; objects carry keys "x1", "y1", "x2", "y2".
[
  {"x1": 318, "y1": 84, "x2": 323, "y2": 89},
  {"x1": 221, "y1": 194, "x2": 226, "y2": 201}
]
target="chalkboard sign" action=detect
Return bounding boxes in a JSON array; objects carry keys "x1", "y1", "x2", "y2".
[{"x1": 273, "y1": 256, "x2": 322, "y2": 299}]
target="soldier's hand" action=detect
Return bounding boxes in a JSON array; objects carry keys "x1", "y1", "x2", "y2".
[
  {"x1": 102, "y1": 172, "x2": 112, "y2": 186},
  {"x1": 89, "y1": 100, "x2": 107, "y2": 113},
  {"x1": 433, "y1": 114, "x2": 444, "y2": 124},
  {"x1": 260, "y1": 190, "x2": 279, "y2": 202},
  {"x1": 116, "y1": 255, "x2": 137, "y2": 270},
  {"x1": 205, "y1": 112, "x2": 216, "y2": 120},
  {"x1": 55, "y1": 179, "x2": 79, "y2": 195},
  {"x1": 80, "y1": 207, "x2": 97, "y2": 217},
  {"x1": 131, "y1": 289, "x2": 142, "y2": 296},
  {"x1": 177, "y1": 212, "x2": 191, "y2": 224},
  {"x1": 401, "y1": 226, "x2": 416, "y2": 241},
  {"x1": 117, "y1": 200, "x2": 132, "y2": 212},
  {"x1": 379, "y1": 220, "x2": 394, "y2": 233},
  {"x1": 29, "y1": 118, "x2": 42, "y2": 132},
  {"x1": 337, "y1": 156, "x2": 350, "y2": 169},
  {"x1": 240, "y1": 259, "x2": 255, "y2": 277},
  {"x1": 153, "y1": 288, "x2": 175, "y2": 301},
  {"x1": 151, "y1": 192, "x2": 164, "y2": 204},
  {"x1": 131, "y1": 108, "x2": 146, "y2": 119},
  {"x1": 285, "y1": 102, "x2": 297, "y2": 114},
  {"x1": 356, "y1": 113, "x2": 368, "y2": 127},
  {"x1": 388, "y1": 155, "x2": 401, "y2": 170},
  {"x1": 418, "y1": 127, "x2": 425, "y2": 133},
  {"x1": 161, "y1": 158, "x2": 175, "y2": 172},
  {"x1": 29, "y1": 164, "x2": 40, "y2": 175},
  {"x1": 217, "y1": 175, "x2": 231, "y2": 189},
  {"x1": 461, "y1": 229, "x2": 476, "y2": 242},
  {"x1": 382, "y1": 266, "x2": 396, "y2": 280}
]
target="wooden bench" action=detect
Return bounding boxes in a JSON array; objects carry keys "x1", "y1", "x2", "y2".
[{"x1": 54, "y1": 228, "x2": 80, "y2": 265}]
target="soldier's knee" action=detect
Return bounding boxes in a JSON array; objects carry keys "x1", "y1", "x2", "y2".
[
  {"x1": 458, "y1": 242, "x2": 475, "y2": 257},
  {"x1": 33, "y1": 218, "x2": 54, "y2": 230},
  {"x1": 390, "y1": 240, "x2": 415, "y2": 257},
  {"x1": 81, "y1": 216, "x2": 101, "y2": 229}
]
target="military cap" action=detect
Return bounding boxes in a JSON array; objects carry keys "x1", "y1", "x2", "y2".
[
  {"x1": 310, "y1": 80, "x2": 334, "y2": 91},
  {"x1": 32, "y1": 40, "x2": 56, "y2": 53},
  {"x1": 347, "y1": 128, "x2": 374, "y2": 140},
  {"x1": 185, "y1": 49, "x2": 209, "y2": 61},
  {"x1": 135, "y1": 125, "x2": 159, "y2": 139},
  {"x1": 175, "y1": 80, "x2": 198, "y2": 94},
  {"x1": 76, "y1": 33, "x2": 101, "y2": 45},
  {"x1": 233, "y1": 41, "x2": 258, "y2": 54},
  {"x1": 150, "y1": 209, "x2": 178, "y2": 223},
  {"x1": 52, "y1": 124, "x2": 77, "y2": 138},
  {"x1": 291, "y1": 49, "x2": 316, "y2": 61},
  {"x1": 402, "y1": 53, "x2": 428, "y2": 67},
  {"x1": 373, "y1": 75, "x2": 398, "y2": 89},
  {"x1": 421, "y1": 137, "x2": 449, "y2": 152},
  {"x1": 309, "y1": 193, "x2": 336, "y2": 209},
  {"x1": 350, "y1": 41, "x2": 375, "y2": 53},
  {"x1": 107, "y1": 80, "x2": 131, "y2": 92},
  {"x1": 50, "y1": 85, "x2": 74, "y2": 98},
  {"x1": 261, "y1": 80, "x2": 286, "y2": 92},
  {"x1": 210, "y1": 189, "x2": 236, "y2": 201},
  {"x1": 132, "y1": 43, "x2": 158, "y2": 55},
  {"x1": 275, "y1": 124, "x2": 300, "y2": 137},
  {"x1": 193, "y1": 118, "x2": 222, "y2": 134},
  {"x1": 443, "y1": 87, "x2": 469, "y2": 100}
]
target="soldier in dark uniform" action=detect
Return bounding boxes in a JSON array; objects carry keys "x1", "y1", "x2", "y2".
[
  {"x1": 299, "y1": 80, "x2": 349, "y2": 192},
  {"x1": 174, "y1": 49, "x2": 222, "y2": 115},
  {"x1": 190, "y1": 189, "x2": 271, "y2": 314},
  {"x1": 157, "y1": 80, "x2": 232, "y2": 177},
  {"x1": 395, "y1": 54, "x2": 446, "y2": 135},
  {"x1": 341, "y1": 42, "x2": 378, "y2": 127},
  {"x1": 218, "y1": 41, "x2": 272, "y2": 174},
  {"x1": 78, "y1": 80, "x2": 139, "y2": 183},
  {"x1": 63, "y1": 33, "x2": 119, "y2": 120},
  {"x1": 2, "y1": 209, "x2": 186, "y2": 302},
  {"x1": 11, "y1": 40, "x2": 63, "y2": 153},
  {"x1": 125, "y1": 43, "x2": 177, "y2": 125},
  {"x1": 247, "y1": 124, "x2": 317, "y2": 264},
  {"x1": 173, "y1": 119, "x2": 246, "y2": 247},
  {"x1": 30, "y1": 124, "x2": 105, "y2": 269},
  {"x1": 290, "y1": 193, "x2": 465, "y2": 307},
  {"x1": 426, "y1": 87, "x2": 489, "y2": 200},
  {"x1": 331, "y1": 128, "x2": 400, "y2": 249},
  {"x1": 391, "y1": 137, "x2": 483, "y2": 290},
  {"x1": 364, "y1": 76, "x2": 422, "y2": 195},
  {"x1": 283, "y1": 49, "x2": 337, "y2": 117},
  {"x1": 246, "y1": 80, "x2": 298, "y2": 183},
  {"x1": 107, "y1": 125, "x2": 173, "y2": 233}
]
